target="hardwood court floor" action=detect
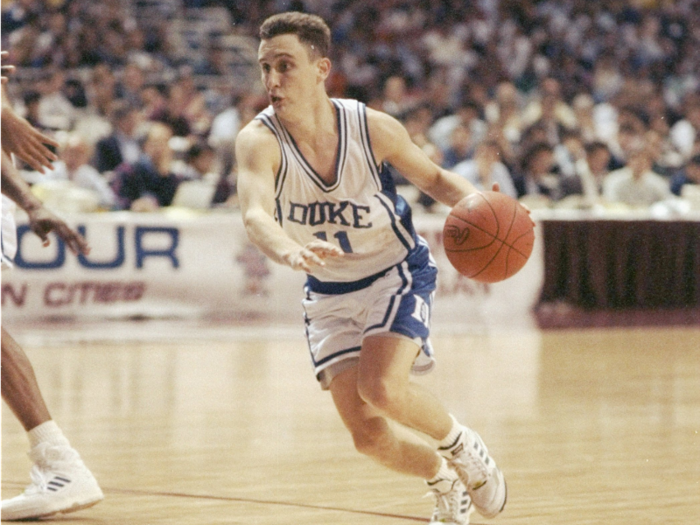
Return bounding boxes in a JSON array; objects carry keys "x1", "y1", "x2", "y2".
[{"x1": 2, "y1": 321, "x2": 699, "y2": 524}]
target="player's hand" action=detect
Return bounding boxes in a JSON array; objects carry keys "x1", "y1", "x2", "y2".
[
  {"x1": 1, "y1": 108, "x2": 59, "y2": 173},
  {"x1": 283, "y1": 239, "x2": 343, "y2": 272},
  {"x1": 25, "y1": 206, "x2": 90, "y2": 256},
  {"x1": 1, "y1": 51, "x2": 15, "y2": 83}
]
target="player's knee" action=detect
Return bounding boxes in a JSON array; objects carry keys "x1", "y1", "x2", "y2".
[
  {"x1": 357, "y1": 375, "x2": 405, "y2": 416},
  {"x1": 350, "y1": 416, "x2": 393, "y2": 458}
]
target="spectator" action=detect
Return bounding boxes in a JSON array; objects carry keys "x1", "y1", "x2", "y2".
[
  {"x1": 42, "y1": 134, "x2": 118, "y2": 209},
  {"x1": 93, "y1": 101, "x2": 142, "y2": 173},
  {"x1": 669, "y1": 95, "x2": 700, "y2": 162},
  {"x1": 603, "y1": 146, "x2": 672, "y2": 208},
  {"x1": 559, "y1": 141, "x2": 612, "y2": 204},
  {"x1": 178, "y1": 141, "x2": 216, "y2": 181},
  {"x1": 429, "y1": 98, "x2": 486, "y2": 152},
  {"x1": 452, "y1": 140, "x2": 517, "y2": 199},
  {"x1": 441, "y1": 122, "x2": 474, "y2": 169},
  {"x1": 670, "y1": 154, "x2": 700, "y2": 197},
  {"x1": 37, "y1": 69, "x2": 74, "y2": 130},
  {"x1": 111, "y1": 122, "x2": 180, "y2": 211},
  {"x1": 512, "y1": 142, "x2": 559, "y2": 201},
  {"x1": 208, "y1": 93, "x2": 242, "y2": 177}
]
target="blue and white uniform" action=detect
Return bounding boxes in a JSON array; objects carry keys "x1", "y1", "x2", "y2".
[
  {"x1": 1, "y1": 196, "x2": 18, "y2": 269},
  {"x1": 257, "y1": 99, "x2": 437, "y2": 388}
]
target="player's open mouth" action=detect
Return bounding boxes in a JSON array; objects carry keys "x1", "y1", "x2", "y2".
[{"x1": 270, "y1": 95, "x2": 282, "y2": 104}]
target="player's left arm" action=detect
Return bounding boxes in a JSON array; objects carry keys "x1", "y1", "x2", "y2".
[
  {"x1": 1, "y1": 150, "x2": 89, "y2": 255},
  {"x1": 366, "y1": 108, "x2": 481, "y2": 207}
]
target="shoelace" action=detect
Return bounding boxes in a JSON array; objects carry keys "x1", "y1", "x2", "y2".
[
  {"x1": 20, "y1": 443, "x2": 79, "y2": 496},
  {"x1": 425, "y1": 481, "x2": 463, "y2": 523},
  {"x1": 22, "y1": 464, "x2": 53, "y2": 496}
]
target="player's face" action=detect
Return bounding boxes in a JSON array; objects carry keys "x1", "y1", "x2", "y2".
[{"x1": 258, "y1": 34, "x2": 327, "y2": 114}]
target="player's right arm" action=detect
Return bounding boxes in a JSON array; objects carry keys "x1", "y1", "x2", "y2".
[{"x1": 235, "y1": 120, "x2": 342, "y2": 272}]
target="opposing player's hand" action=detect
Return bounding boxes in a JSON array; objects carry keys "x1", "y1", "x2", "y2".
[
  {"x1": 1, "y1": 51, "x2": 15, "y2": 83},
  {"x1": 1, "y1": 108, "x2": 59, "y2": 173},
  {"x1": 283, "y1": 239, "x2": 344, "y2": 272},
  {"x1": 26, "y1": 206, "x2": 90, "y2": 256}
]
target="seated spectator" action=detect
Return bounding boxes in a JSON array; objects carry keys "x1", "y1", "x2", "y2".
[
  {"x1": 37, "y1": 69, "x2": 74, "y2": 130},
  {"x1": 178, "y1": 142, "x2": 217, "y2": 180},
  {"x1": 670, "y1": 155, "x2": 700, "y2": 197},
  {"x1": 559, "y1": 141, "x2": 612, "y2": 204},
  {"x1": 41, "y1": 134, "x2": 117, "y2": 209},
  {"x1": 441, "y1": 122, "x2": 475, "y2": 169},
  {"x1": 452, "y1": 140, "x2": 517, "y2": 198},
  {"x1": 512, "y1": 142, "x2": 559, "y2": 201},
  {"x1": 429, "y1": 98, "x2": 486, "y2": 152},
  {"x1": 602, "y1": 147, "x2": 672, "y2": 208},
  {"x1": 111, "y1": 123, "x2": 181, "y2": 211},
  {"x1": 93, "y1": 101, "x2": 142, "y2": 173}
]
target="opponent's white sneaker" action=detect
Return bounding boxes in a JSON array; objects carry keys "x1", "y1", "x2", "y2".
[
  {"x1": 1, "y1": 442, "x2": 104, "y2": 521},
  {"x1": 439, "y1": 426, "x2": 507, "y2": 519},
  {"x1": 426, "y1": 477, "x2": 473, "y2": 525}
]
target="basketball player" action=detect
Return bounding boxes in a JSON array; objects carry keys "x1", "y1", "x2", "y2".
[
  {"x1": 236, "y1": 13, "x2": 507, "y2": 524},
  {"x1": 1, "y1": 60, "x2": 104, "y2": 521}
]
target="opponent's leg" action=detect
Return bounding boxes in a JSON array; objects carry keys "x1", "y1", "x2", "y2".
[
  {"x1": 1, "y1": 328, "x2": 104, "y2": 521},
  {"x1": 1, "y1": 327, "x2": 51, "y2": 430}
]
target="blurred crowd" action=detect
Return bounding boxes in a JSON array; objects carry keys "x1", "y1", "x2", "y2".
[{"x1": 2, "y1": 0, "x2": 700, "y2": 214}]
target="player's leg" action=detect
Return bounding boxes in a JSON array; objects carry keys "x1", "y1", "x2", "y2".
[
  {"x1": 330, "y1": 362, "x2": 442, "y2": 478},
  {"x1": 1, "y1": 327, "x2": 52, "y2": 430},
  {"x1": 329, "y1": 357, "x2": 473, "y2": 524},
  {"x1": 357, "y1": 333, "x2": 453, "y2": 441},
  {"x1": 1, "y1": 328, "x2": 103, "y2": 521}
]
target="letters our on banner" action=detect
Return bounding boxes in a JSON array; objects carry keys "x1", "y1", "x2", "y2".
[{"x1": 1, "y1": 212, "x2": 543, "y2": 327}]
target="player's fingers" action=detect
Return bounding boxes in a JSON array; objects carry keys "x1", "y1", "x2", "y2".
[
  {"x1": 54, "y1": 224, "x2": 90, "y2": 255},
  {"x1": 309, "y1": 244, "x2": 343, "y2": 257}
]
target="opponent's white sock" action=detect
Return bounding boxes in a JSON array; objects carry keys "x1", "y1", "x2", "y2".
[{"x1": 28, "y1": 420, "x2": 70, "y2": 448}]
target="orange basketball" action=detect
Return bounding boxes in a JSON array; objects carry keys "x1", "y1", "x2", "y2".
[{"x1": 443, "y1": 191, "x2": 535, "y2": 283}]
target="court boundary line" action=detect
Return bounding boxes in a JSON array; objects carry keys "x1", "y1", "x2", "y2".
[
  {"x1": 2, "y1": 481, "x2": 444, "y2": 522},
  {"x1": 3, "y1": 481, "x2": 489, "y2": 523}
]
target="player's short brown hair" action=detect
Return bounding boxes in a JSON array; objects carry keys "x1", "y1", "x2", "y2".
[{"x1": 259, "y1": 12, "x2": 331, "y2": 58}]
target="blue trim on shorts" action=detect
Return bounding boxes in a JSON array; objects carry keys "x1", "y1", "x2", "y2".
[
  {"x1": 313, "y1": 346, "x2": 361, "y2": 367},
  {"x1": 306, "y1": 265, "x2": 392, "y2": 294}
]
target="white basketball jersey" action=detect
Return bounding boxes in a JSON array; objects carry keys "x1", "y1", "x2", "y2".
[
  {"x1": 1, "y1": 195, "x2": 18, "y2": 268},
  {"x1": 257, "y1": 98, "x2": 418, "y2": 283}
]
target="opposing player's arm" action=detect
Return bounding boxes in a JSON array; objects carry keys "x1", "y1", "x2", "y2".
[
  {"x1": 1, "y1": 84, "x2": 59, "y2": 172},
  {"x1": 367, "y1": 108, "x2": 481, "y2": 207},
  {"x1": 1, "y1": 150, "x2": 89, "y2": 255},
  {"x1": 235, "y1": 121, "x2": 342, "y2": 272}
]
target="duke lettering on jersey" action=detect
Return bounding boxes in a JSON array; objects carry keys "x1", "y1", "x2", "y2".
[
  {"x1": 257, "y1": 98, "x2": 418, "y2": 283},
  {"x1": 287, "y1": 201, "x2": 372, "y2": 229}
]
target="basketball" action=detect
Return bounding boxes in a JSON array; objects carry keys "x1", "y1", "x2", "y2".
[{"x1": 443, "y1": 191, "x2": 535, "y2": 283}]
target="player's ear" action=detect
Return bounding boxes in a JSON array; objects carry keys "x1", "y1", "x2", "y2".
[{"x1": 317, "y1": 57, "x2": 331, "y2": 82}]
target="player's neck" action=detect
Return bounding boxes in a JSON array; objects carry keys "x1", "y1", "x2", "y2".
[{"x1": 277, "y1": 93, "x2": 335, "y2": 143}]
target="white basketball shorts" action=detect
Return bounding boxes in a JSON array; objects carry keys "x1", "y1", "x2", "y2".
[{"x1": 302, "y1": 242, "x2": 437, "y2": 390}]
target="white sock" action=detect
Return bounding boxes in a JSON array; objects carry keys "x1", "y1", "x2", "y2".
[
  {"x1": 427, "y1": 456, "x2": 457, "y2": 484},
  {"x1": 28, "y1": 420, "x2": 69, "y2": 449},
  {"x1": 438, "y1": 414, "x2": 464, "y2": 452}
]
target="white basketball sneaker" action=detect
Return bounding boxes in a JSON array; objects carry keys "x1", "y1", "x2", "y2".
[
  {"x1": 438, "y1": 426, "x2": 507, "y2": 519},
  {"x1": 426, "y1": 476, "x2": 473, "y2": 525},
  {"x1": 1, "y1": 442, "x2": 104, "y2": 521}
]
